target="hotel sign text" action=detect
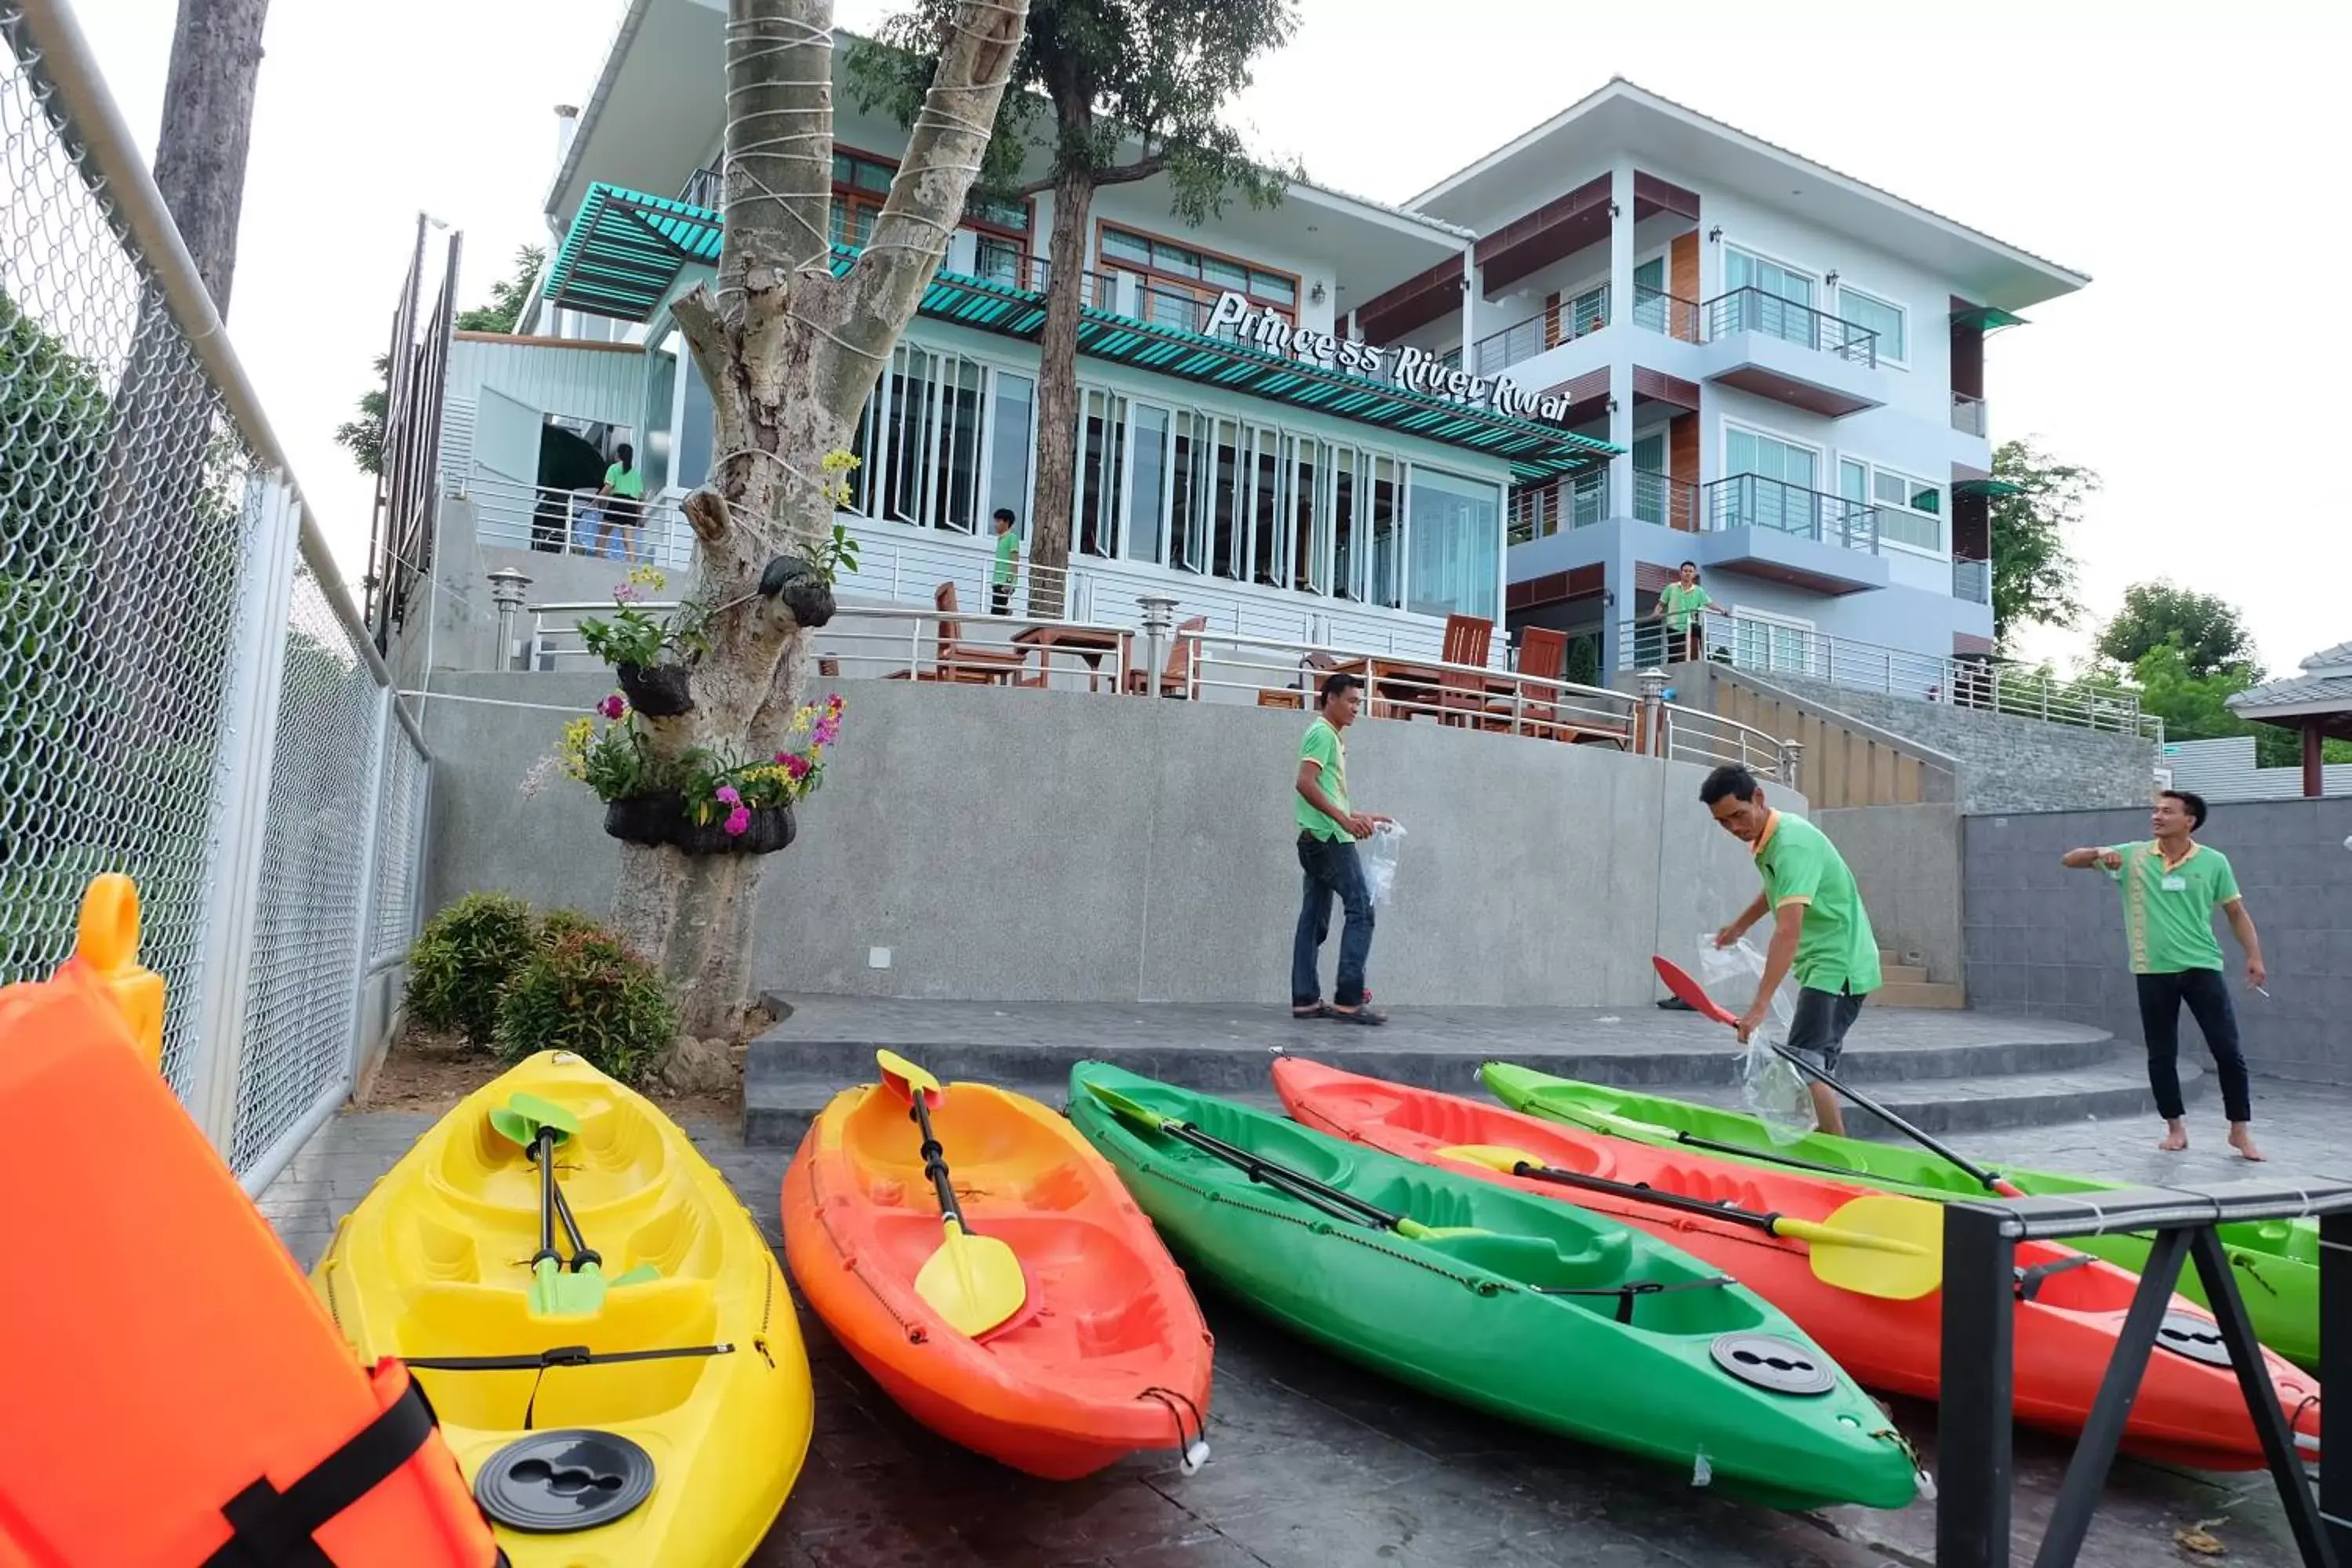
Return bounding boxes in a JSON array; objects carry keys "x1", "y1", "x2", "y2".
[{"x1": 1207, "y1": 292, "x2": 1570, "y2": 423}]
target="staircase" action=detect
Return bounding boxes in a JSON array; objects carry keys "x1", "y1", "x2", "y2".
[{"x1": 1870, "y1": 947, "x2": 1965, "y2": 1011}]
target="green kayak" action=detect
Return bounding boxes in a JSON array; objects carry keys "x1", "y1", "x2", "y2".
[
  {"x1": 1479, "y1": 1061, "x2": 2321, "y2": 1372},
  {"x1": 1066, "y1": 1062, "x2": 1920, "y2": 1512}
]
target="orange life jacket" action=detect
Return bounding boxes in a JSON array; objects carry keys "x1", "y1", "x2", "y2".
[{"x1": 0, "y1": 955, "x2": 503, "y2": 1566}]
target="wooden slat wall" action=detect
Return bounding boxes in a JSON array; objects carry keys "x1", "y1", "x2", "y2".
[{"x1": 1714, "y1": 683, "x2": 1935, "y2": 808}]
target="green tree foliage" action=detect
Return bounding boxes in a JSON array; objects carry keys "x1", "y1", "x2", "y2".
[
  {"x1": 848, "y1": 0, "x2": 1302, "y2": 615},
  {"x1": 1988, "y1": 437, "x2": 2092, "y2": 650},
  {"x1": 2125, "y1": 643, "x2": 2352, "y2": 771},
  {"x1": 335, "y1": 245, "x2": 545, "y2": 479},
  {"x1": 2096, "y1": 580, "x2": 2257, "y2": 680}
]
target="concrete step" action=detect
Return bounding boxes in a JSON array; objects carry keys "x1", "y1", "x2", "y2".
[
  {"x1": 1879, "y1": 964, "x2": 1929, "y2": 985},
  {"x1": 1671, "y1": 1060, "x2": 2205, "y2": 1142},
  {"x1": 1869, "y1": 982, "x2": 1967, "y2": 1010},
  {"x1": 743, "y1": 996, "x2": 2119, "y2": 1146}
]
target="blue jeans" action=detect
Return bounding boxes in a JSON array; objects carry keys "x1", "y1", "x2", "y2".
[{"x1": 1293, "y1": 833, "x2": 1374, "y2": 1008}]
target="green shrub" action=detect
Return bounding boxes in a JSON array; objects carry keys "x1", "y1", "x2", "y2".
[
  {"x1": 404, "y1": 891, "x2": 538, "y2": 1046},
  {"x1": 492, "y1": 924, "x2": 677, "y2": 1083},
  {"x1": 535, "y1": 906, "x2": 604, "y2": 949}
]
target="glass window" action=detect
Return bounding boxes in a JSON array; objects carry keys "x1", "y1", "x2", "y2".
[
  {"x1": 1404, "y1": 466, "x2": 1501, "y2": 622},
  {"x1": 1368, "y1": 456, "x2": 1403, "y2": 609},
  {"x1": 884, "y1": 346, "x2": 935, "y2": 525},
  {"x1": 971, "y1": 235, "x2": 1025, "y2": 286},
  {"x1": 675, "y1": 358, "x2": 714, "y2": 491},
  {"x1": 1077, "y1": 389, "x2": 1128, "y2": 557},
  {"x1": 1723, "y1": 247, "x2": 1816, "y2": 347},
  {"x1": 1871, "y1": 466, "x2": 1942, "y2": 551},
  {"x1": 935, "y1": 358, "x2": 985, "y2": 534},
  {"x1": 1128, "y1": 404, "x2": 1171, "y2": 564},
  {"x1": 985, "y1": 370, "x2": 1033, "y2": 532},
  {"x1": 1837, "y1": 287, "x2": 1905, "y2": 363},
  {"x1": 1725, "y1": 426, "x2": 1817, "y2": 534},
  {"x1": 1101, "y1": 228, "x2": 1152, "y2": 267},
  {"x1": 1170, "y1": 412, "x2": 1210, "y2": 574},
  {"x1": 641, "y1": 336, "x2": 678, "y2": 494},
  {"x1": 1250, "y1": 270, "x2": 1297, "y2": 307}
]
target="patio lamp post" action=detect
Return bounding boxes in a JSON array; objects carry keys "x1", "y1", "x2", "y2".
[
  {"x1": 486, "y1": 567, "x2": 532, "y2": 671},
  {"x1": 1137, "y1": 593, "x2": 1179, "y2": 699}
]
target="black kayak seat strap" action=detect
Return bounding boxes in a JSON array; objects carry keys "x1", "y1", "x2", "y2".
[
  {"x1": 403, "y1": 1342, "x2": 735, "y2": 1373},
  {"x1": 1529, "y1": 1274, "x2": 1737, "y2": 1324},
  {"x1": 2013, "y1": 1254, "x2": 2099, "y2": 1301},
  {"x1": 201, "y1": 1374, "x2": 438, "y2": 1568}
]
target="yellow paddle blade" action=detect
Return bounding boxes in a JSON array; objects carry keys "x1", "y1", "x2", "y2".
[
  {"x1": 877, "y1": 1048, "x2": 942, "y2": 1105},
  {"x1": 1433, "y1": 1144, "x2": 1538, "y2": 1173},
  {"x1": 1781, "y1": 1195, "x2": 1945, "y2": 1301},
  {"x1": 913, "y1": 1215, "x2": 1028, "y2": 1338}
]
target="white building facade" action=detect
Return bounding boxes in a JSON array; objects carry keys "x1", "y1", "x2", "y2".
[{"x1": 402, "y1": 3, "x2": 2082, "y2": 684}]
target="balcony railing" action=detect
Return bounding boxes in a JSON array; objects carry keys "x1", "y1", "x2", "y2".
[
  {"x1": 1472, "y1": 284, "x2": 1608, "y2": 376},
  {"x1": 1508, "y1": 470, "x2": 1610, "y2": 543},
  {"x1": 1951, "y1": 390, "x2": 1988, "y2": 437},
  {"x1": 1704, "y1": 474, "x2": 1878, "y2": 552},
  {"x1": 1953, "y1": 557, "x2": 1991, "y2": 605},
  {"x1": 1631, "y1": 470, "x2": 1700, "y2": 533},
  {"x1": 679, "y1": 164, "x2": 723, "y2": 211},
  {"x1": 1704, "y1": 287, "x2": 1879, "y2": 368},
  {"x1": 1632, "y1": 284, "x2": 1703, "y2": 343}
]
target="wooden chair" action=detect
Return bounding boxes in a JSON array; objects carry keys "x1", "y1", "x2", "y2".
[
  {"x1": 1123, "y1": 615, "x2": 1207, "y2": 698},
  {"x1": 1490, "y1": 626, "x2": 1568, "y2": 738},
  {"x1": 1432, "y1": 613, "x2": 1494, "y2": 726},
  {"x1": 883, "y1": 582, "x2": 1028, "y2": 684}
]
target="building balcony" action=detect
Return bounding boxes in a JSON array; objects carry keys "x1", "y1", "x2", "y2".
[
  {"x1": 1694, "y1": 287, "x2": 1888, "y2": 418},
  {"x1": 1698, "y1": 474, "x2": 1889, "y2": 595},
  {"x1": 1473, "y1": 285, "x2": 1609, "y2": 377},
  {"x1": 1951, "y1": 390, "x2": 1988, "y2": 437}
]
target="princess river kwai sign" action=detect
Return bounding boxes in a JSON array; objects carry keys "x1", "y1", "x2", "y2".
[{"x1": 1207, "y1": 292, "x2": 1571, "y2": 424}]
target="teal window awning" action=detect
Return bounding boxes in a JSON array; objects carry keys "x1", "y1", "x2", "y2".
[
  {"x1": 543, "y1": 185, "x2": 1617, "y2": 485},
  {"x1": 1949, "y1": 303, "x2": 2029, "y2": 332},
  {"x1": 1953, "y1": 477, "x2": 2025, "y2": 499}
]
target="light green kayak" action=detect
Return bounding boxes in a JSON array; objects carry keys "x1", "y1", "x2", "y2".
[
  {"x1": 1068, "y1": 1061, "x2": 1922, "y2": 1512},
  {"x1": 1479, "y1": 1061, "x2": 2322, "y2": 1372}
]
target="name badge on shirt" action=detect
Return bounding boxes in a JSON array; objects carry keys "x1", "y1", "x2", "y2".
[{"x1": 2160, "y1": 874, "x2": 2188, "y2": 892}]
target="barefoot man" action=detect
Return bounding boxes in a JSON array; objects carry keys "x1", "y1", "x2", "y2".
[
  {"x1": 1700, "y1": 764, "x2": 1880, "y2": 1136},
  {"x1": 2062, "y1": 789, "x2": 2267, "y2": 1160}
]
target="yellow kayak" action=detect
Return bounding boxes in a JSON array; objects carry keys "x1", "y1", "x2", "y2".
[{"x1": 313, "y1": 1051, "x2": 814, "y2": 1567}]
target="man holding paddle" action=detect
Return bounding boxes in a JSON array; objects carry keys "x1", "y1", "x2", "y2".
[{"x1": 1700, "y1": 765, "x2": 1881, "y2": 1137}]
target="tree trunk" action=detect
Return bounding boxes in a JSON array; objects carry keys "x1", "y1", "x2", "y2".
[
  {"x1": 604, "y1": 0, "x2": 1027, "y2": 1040},
  {"x1": 153, "y1": 0, "x2": 270, "y2": 317},
  {"x1": 1026, "y1": 164, "x2": 1095, "y2": 620}
]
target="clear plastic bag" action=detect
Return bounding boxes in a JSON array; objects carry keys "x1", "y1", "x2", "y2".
[
  {"x1": 1361, "y1": 821, "x2": 1406, "y2": 907},
  {"x1": 1697, "y1": 932, "x2": 1813, "y2": 1145}
]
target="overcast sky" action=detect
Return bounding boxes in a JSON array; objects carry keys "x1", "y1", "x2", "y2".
[{"x1": 71, "y1": 0, "x2": 2348, "y2": 675}]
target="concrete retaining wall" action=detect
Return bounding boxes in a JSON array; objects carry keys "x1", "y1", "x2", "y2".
[
  {"x1": 1817, "y1": 803, "x2": 1965, "y2": 985},
  {"x1": 414, "y1": 673, "x2": 1803, "y2": 1008},
  {"x1": 1962, "y1": 797, "x2": 2352, "y2": 1086}
]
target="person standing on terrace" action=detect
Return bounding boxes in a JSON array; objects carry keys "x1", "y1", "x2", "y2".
[
  {"x1": 989, "y1": 506, "x2": 1020, "y2": 616},
  {"x1": 2062, "y1": 789, "x2": 2267, "y2": 1161},
  {"x1": 1653, "y1": 561, "x2": 1714, "y2": 664},
  {"x1": 1293, "y1": 672, "x2": 1388, "y2": 1026}
]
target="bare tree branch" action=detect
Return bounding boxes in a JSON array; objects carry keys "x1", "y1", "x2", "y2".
[
  {"x1": 1014, "y1": 148, "x2": 1165, "y2": 198},
  {"x1": 835, "y1": 0, "x2": 1028, "y2": 385}
]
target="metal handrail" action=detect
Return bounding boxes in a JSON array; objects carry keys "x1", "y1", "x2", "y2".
[
  {"x1": 1704, "y1": 473, "x2": 1878, "y2": 552},
  {"x1": 1951, "y1": 390, "x2": 1989, "y2": 437},
  {"x1": 1704, "y1": 285, "x2": 1879, "y2": 367},
  {"x1": 1952, "y1": 557, "x2": 1991, "y2": 605},
  {"x1": 466, "y1": 472, "x2": 698, "y2": 570},
  {"x1": 1185, "y1": 630, "x2": 1641, "y2": 738},
  {"x1": 1631, "y1": 283, "x2": 1703, "y2": 343},
  {"x1": 1472, "y1": 284, "x2": 1609, "y2": 376}
]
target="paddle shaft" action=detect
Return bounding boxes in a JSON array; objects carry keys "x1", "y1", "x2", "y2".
[
  {"x1": 529, "y1": 1128, "x2": 560, "y2": 1271},
  {"x1": 1119, "y1": 1105, "x2": 1410, "y2": 1234},
  {"x1": 907, "y1": 1094, "x2": 973, "y2": 1233},
  {"x1": 1492, "y1": 1156, "x2": 1794, "y2": 1237},
  {"x1": 1764, "y1": 1043, "x2": 2019, "y2": 1197}
]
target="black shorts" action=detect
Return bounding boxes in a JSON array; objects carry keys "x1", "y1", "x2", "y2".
[{"x1": 1784, "y1": 985, "x2": 1864, "y2": 1074}]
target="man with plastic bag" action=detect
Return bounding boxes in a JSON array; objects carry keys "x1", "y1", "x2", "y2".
[
  {"x1": 1700, "y1": 764, "x2": 1882, "y2": 1135},
  {"x1": 1291, "y1": 672, "x2": 1392, "y2": 1026}
]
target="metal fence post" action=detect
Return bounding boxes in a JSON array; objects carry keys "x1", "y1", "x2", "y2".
[
  {"x1": 340, "y1": 685, "x2": 394, "y2": 1087},
  {"x1": 189, "y1": 476, "x2": 300, "y2": 1153},
  {"x1": 1936, "y1": 1200, "x2": 2018, "y2": 1568}
]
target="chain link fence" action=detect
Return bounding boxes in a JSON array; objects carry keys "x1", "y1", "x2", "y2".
[{"x1": 0, "y1": 2, "x2": 431, "y2": 1191}]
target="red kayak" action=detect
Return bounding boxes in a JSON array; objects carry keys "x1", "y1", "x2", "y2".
[{"x1": 1273, "y1": 1057, "x2": 2323, "y2": 1472}]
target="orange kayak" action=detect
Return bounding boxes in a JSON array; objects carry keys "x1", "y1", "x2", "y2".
[
  {"x1": 1274, "y1": 1057, "x2": 2323, "y2": 1472},
  {"x1": 782, "y1": 1076, "x2": 1214, "y2": 1479}
]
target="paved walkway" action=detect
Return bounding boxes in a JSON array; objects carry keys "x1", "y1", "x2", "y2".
[{"x1": 260, "y1": 1073, "x2": 2352, "y2": 1566}]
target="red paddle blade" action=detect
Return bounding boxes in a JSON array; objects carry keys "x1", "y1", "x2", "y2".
[{"x1": 1652, "y1": 956, "x2": 1740, "y2": 1027}]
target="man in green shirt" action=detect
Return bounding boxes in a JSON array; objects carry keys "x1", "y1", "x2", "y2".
[
  {"x1": 1653, "y1": 561, "x2": 1714, "y2": 663},
  {"x1": 1294, "y1": 673, "x2": 1389, "y2": 1025},
  {"x1": 2063, "y1": 789, "x2": 2267, "y2": 1160},
  {"x1": 1701, "y1": 764, "x2": 1881, "y2": 1135},
  {"x1": 989, "y1": 506, "x2": 1020, "y2": 616}
]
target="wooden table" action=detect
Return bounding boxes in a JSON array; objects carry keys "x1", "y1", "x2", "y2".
[{"x1": 1013, "y1": 625, "x2": 1124, "y2": 692}]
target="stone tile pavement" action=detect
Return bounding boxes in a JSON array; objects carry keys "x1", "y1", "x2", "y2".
[{"x1": 259, "y1": 1075, "x2": 2352, "y2": 1567}]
